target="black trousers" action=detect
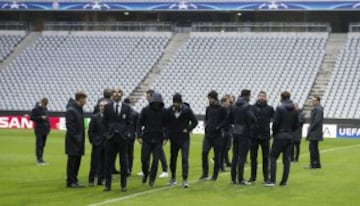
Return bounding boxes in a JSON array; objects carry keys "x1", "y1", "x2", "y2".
[
  {"x1": 202, "y1": 137, "x2": 222, "y2": 179},
  {"x1": 231, "y1": 135, "x2": 250, "y2": 182},
  {"x1": 66, "y1": 155, "x2": 82, "y2": 185},
  {"x1": 220, "y1": 131, "x2": 232, "y2": 169},
  {"x1": 127, "y1": 139, "x2": 135, "y2": 175},
  {"x1": 105, "y1": 137, "x2": 128, "y2": 189},
  {"x1": 291, "y1": 140, "x2": 301, "y2": 161},
  {"x1": 269, "y1": 138, "x2": 293, "y2": 184},
  {"x1": 88, "y1": 145, "x2": 105, "y2": 184},
  {"x1": 309, "y1": 140, "x2": 321, "y2": 167},
  {"x1": 250, "y1": 138, "x2": 270, "y2": 182},
  {"x1": 35, "y1": 133, "x2": 47, "y2": 162},
  {"x1": 141, "y1": 141, "x2": 162, "y2": 182},
  {"x1": 159, "y1": 147, "x2": 168, "y2": 172},
  {"x1": 170, "y1": 140, "x2": 190, "y2": 180}
]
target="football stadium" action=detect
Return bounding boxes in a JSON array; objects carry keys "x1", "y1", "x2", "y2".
[{"x1": 0, "y1": 0, "x2": 360, "y2": 205}]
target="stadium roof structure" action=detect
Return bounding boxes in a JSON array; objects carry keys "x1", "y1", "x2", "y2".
[{"x1": 1, "y1": 0, "x2": 360, "y2": 11}]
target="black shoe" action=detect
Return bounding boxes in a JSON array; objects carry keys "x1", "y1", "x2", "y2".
[
  {"x1": 149, "y1": 180, "x2": 154, "y2": 187},
  {"x1": 199, "y1": 175, "x2": 209, "y2": 181},
  {"x1": 142, "y1": 174, "x2": 148, "y2": 184},
  {"x1": 211, "y1": 176, "x2": 217, "y2": 181},
  {"x1": 103, "y1": 187, "x2": 111, "y2": 191},
  {"x1": 248, "y1": 177, "x2": 256, "y2": 183},
  {"x1": 67, "y1": 183, "x2": 84, "y2": 188},
  {"x1": 97, "y1": 180, "x2": 104, "y2": 186},
  {"x1": 280, "y1": 182, "x2": 287, "y2": 186},
  {"x1": 112, "y1": 169, "x2": 120, "y2": 174},
  {"x1": 121, "y1": 187, "x2": 127, "y2": 192},
  {"x1": 231, "y1": 180, "x2": 237, "y2": 184}
]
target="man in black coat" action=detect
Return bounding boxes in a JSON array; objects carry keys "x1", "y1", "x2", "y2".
[
  {"x1": 199, "y1": 90, "x2": 227, "y2": 181},
  {"x1": 228, "y1": 90, "x2": 256, "y2": 185},
  {"x1": 137, "y1": 92, "x2": 168, "y2": 187},
  {"x1": 265, "y1": 91, "x2": 299, "y2": 187},
  {"x1": 31, "y1": 97, "x2": 50, "y2": 165},
  {"x1": 93, "y1": 88, "x2": 113, "y2": 114},
  {"x1": 167, "y1": 93, "x2": 198, "y2": 188},
  {"x1": 65, "y1": 92, "x2": 87, "y2": 188},
  {"x1": 306, "y1": 96, "x2": 324, "y2": 169},
  {"x1": 249, "y1": 91, "x2": 274, "y2": 183},
  {"x1": 123, "y1": 98, "x2": 139, "y2": 176},
  {"x1": 291, "y1": 103, "x2": 305, "y2": 162},
  {"x1": 103, "y1": 88, "x2": 132, "y2": 192},
  {"x1": 88, "y1": 100, "x2": 107, "y2": 186}
]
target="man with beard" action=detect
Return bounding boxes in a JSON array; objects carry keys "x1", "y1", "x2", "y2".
[
  {"x1": 199, "y1": 90, "x2": 227, "y2": 181},
  {"x1": 167, "y1": 93, "x2": 198, "y2": 188},
  {"x1": 249, "y1": 91, "x2": 274, "y2": 183},
  {"x1": 137, "y1": 92, "x2": 168, "y2": 187},
  {"x1": 103, "y1": 88, "x2": 132, "y2": 192},
  {"x1": 265, "y1": 91, "x2": 298, "y2": 187}
]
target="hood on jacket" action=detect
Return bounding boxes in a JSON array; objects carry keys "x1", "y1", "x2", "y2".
[
  {"x1": 282, "y1": 99, "x2": 295, "y2": 110},
  {"x1": 235, "y1": 96, "x2": 248, "y2": 106},
  {"x1": 149, "y1": 92, "x2": 164, "y2": 108}
]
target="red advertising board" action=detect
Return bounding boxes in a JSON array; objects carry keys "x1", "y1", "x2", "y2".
[{"x1": 0, "y1": 116, "x2": 60, "y2": 130}]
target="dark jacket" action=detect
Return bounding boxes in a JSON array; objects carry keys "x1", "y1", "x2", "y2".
[
  {"x1": 204, "y1": 102, "x2": 227, "y2": 139},
  {"x1": 251, "y1": 101, "x2": 274, "y2": 140},
  {"x1": 137, "y1": 93, "x2": 168, "y2": 143},
  {"x1": 103, "y1": 102, "x2": 132, "y2": 141},
  {"x1": 167, "y1": 103, "x2": 198, "y2": 145},
  {"x1": 228, "y1": 97, "x2": 257, "y2": 138},
  {"x1": 272, "y1": 100, "x2": 299, "y2": 140},
  {"x1": 294, "y1": 109, "x2": 305, "y2": 142},
  {"x1": 30, "y1": 102, "x2": 50, "y2": 135},
  {"x1": 129, "y1": 108, "x2": 139, "y2": 140},
  {"x1": 65, "y1": 98, "x2": 85, "y2": 156},
  {"x1": 306, "y1": 105, "x2": 324, "y2": 141},
  {"x1": 88, "y1": 113, "x2": 106, "y2": 146}
]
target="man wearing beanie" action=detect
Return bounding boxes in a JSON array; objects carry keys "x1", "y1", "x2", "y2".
[
  {"x1": 228, "y1": 89, "x2": 256, "y2": 185},
  {"x1": 199, "y1": 90, "x2": 227, "y2": 181},
  {"x1": 167, "y1": 93, "x2": 198, "y2": 188}
]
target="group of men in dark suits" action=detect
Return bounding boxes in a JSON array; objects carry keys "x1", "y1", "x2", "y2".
[{"x1": 30, "y1": 88, "x2": 324, "y2": 191}]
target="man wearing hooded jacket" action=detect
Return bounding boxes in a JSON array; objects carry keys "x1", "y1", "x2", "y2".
[
  {"x1": 228, "y1": 90, "x2": 256, "y2": 185},
  {"x1": 137, "y1": 92, "x2": 168, "y2": 187},
  {"x1": 167, "y1": 93, "x2": 198, "y2": 188},
  {"x1": 265, "y1": 91, "x2": 299, "y2": 187}
]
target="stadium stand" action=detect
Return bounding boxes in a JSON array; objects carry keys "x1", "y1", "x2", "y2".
[
  {"x1": 322, "y1": 32, "x2": 360, "y2": 119},
  {"x1": 0, "y1": 31, "x2": 171, "y2": 112},
  {"x1": 0, "y1": 30, "x2": 25, "y2": 62},
  {"x1": 134, "y1": 32, "x2": 328, "y2": 115}
]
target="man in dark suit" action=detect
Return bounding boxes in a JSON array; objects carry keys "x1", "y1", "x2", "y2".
[
  {"x1": 249, "y1": 91, "x2": 274, "y2": 183},
  {"x1": 306, "y1": 96, "x2": 324, "y2": 169},
  {"x1": 199, "y1": 90, "x2": 227, "y2": 181},
  {"x1": 103, "y1": 88, "x2": 132, "y2": 192},
  {"x1": 137, "y1": 92, "x2": 168, "y2": 187},
  {"x1": 88, "y1": 100, "x2": 107, "y2": 186},
  {"x1": 93, "y1": 88, "x2": 113, "y2": 114},
  {"x1": 265, "y1": 91, "x2": 298, "y2": 187},
  {"x1": 123, "y1": 98, "x2": 139, "y2": 176},
  {"x1": 30, "y1": 97, "x2": 50, "y2": 165},
  {"x1": 167, "y1": 93, "x2": 198, "y2": 188},
  {"x1": 228, "y1": 90, "x2": 256, "y2": 185},
  {"x1": 65, "y1": 92, "x2": 87, "y2": 188}
]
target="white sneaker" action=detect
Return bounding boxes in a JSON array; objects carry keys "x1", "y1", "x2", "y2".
[
  {"x1": 37, "y1": 161, "x2": 47, "y2": 166},
  {"x1": 183, "y1": 180, "x2": 190, "y2": 188},
  {"x1": 264, "y1": 182, "x2": 276, "y2": 187},
  {"x1": 168, "y1": 178, "x2": 177, "y2": 186},
  {"x1": 137, "y1": 171, "x2": 144, "y2": 177},
  {"x1": 158, "y1": 172, "x2": 169, "y2": 178}
]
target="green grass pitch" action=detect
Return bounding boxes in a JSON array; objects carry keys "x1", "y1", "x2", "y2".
[{"x1": 0, "y1": 129, "x2": 359, "y2": 206}]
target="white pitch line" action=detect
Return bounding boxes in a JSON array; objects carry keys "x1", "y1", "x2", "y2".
[{"x1": 88, "y1": 143, "x2": 360, "y2": 206}]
